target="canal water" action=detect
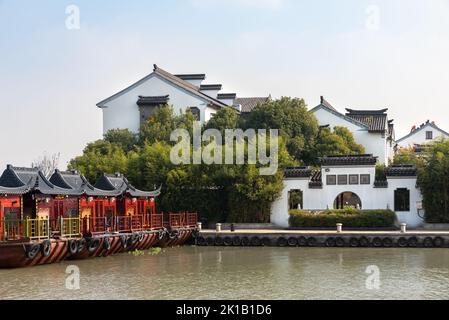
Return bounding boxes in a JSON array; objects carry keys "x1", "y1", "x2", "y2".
[{"x1": 1, "y1": 246, "x2": 449, "y2": 300}]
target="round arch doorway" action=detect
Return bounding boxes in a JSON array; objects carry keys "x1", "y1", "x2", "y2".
[{"x1": 334, "y1": 192, "x2": 362, "y2": 210}]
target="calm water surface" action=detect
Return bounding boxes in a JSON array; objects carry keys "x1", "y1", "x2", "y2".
[{"x1": 1, "y1": 247, "x2": 449, "y2": 300}]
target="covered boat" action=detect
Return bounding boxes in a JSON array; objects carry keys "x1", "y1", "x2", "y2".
[{"x1": 0, "y1": 165, "x2": 198, "y2": 268}]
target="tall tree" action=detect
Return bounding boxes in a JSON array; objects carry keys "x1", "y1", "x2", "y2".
[{"x1": 418, "y1": 140, "x2": 449, "y2": 223}]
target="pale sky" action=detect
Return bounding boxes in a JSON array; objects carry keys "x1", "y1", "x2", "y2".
[{"x1": 1, "y1": 0, "x2": 449, "y2": 170}]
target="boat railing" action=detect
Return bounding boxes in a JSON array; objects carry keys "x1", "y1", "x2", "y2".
[
  {"x1": 60, "y1": 217, "x2": 81, "y2": 238},
  {"x1": 116, "y1": 215, "x2": 144, "y2": 233},
  {"x1": 151, "y1": 214, "x2": 164, "y2": 230},
  {"x1": 1, "y1": 218, "x2": 24, "y2": 241},
  {"x1": 168, "y1": 213, "x2": 181, "y2": 228},
  {"x1": 186, "y1": 213, "x2": 198, "y2": 227},
  {"x1": 87, "y1": 216, "x2": 110, "y2": 234},
  {"x1": 23, "y1": 217, "x2": 50, "y2": 241}
]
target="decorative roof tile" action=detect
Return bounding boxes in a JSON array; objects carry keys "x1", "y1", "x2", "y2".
[
  {"x1": 200, "y1": 84, "x2": 223, "y2": 91},
  {"x1": 284, "y1": 167, "x2": 312, "y2": 178},
  {"x1": 217, "y1": 93, "x2": 237, "y2": 100},
  {"x1": 137, "y1": 95, "x2": 170, "y2": 106},
  {"x1": 385, "y1": 165, "x2": 417, "y2": 177},
  {"x1": 321, "y1": 154, "x2": 378, "y2": 166},
  {"x1": 345, "y1": 109, "x2": 388, "y2": 133},
  {"x1": 234, "y1": 97, "x2": 270, "y2": 113},
  {"x1": 94, "y1": 173, "x2": 160, "y2": 198},
  {"x1": 174, "y1": 74, "x2": 206, "y2": 81}
]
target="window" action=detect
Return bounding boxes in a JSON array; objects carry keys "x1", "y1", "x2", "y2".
[
  {"x1": 349, "y1": 175, "x2": 359, "y2": 185},
  {"x1": 189, "y1": 107, "x2": 201, "y2": 121},
  {"x1": 426, "y1": 131, "x2": 433, "y2": 140},
  {"x1": 395, "y1": 188, "x2": 410, "y2": 212},
  {"x1": 326, "y1": 175, "x2": 337, "y2": 185},
  {"x1": 338, "y1": 175, "x2": 348, "y2": 185},
  {"x1": 288, "y1": 190, "x2": 303, "y2": 210},
  {"x1": 360, "y1": 174, "x2": 371, "y2": 185}
]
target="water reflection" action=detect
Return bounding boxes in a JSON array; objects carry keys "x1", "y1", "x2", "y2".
[{"x1": 1, "y1": 247, "x2": 449, "y2": 300}]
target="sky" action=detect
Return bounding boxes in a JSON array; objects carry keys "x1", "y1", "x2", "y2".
[{"x1": 1, "y1": 0, "x2": 449, "y2": 170}]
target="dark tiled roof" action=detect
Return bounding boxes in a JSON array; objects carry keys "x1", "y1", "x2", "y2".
[
  {"x1": 345, "y1": 109, "x2": 388, "y2": 133},
  {"x1": 154, "y1": 66, "x2": 227, "y2": 109},
  {"x1": 309, "y1": 98, "x2": 369, "y2": 130},
  {"x1": 174, "y1": 74, "x2": 206, "y2": 81},
  {"x1": 94, "y1": 173, "x2": 161, "y2": 198},
  {"x1": 284, "y1": 167, "x2": 312, "y2": 178},
  {"x1": 0, "y1": 166, "x2": 81, "y2": 196},
  {"x1": 137, "y1": 95, "x2": 170, "y2": 106},
  {"x1": 320, "y1": 96, "x2": 338, "y2": 112},
  {"x1": 234, "y1": 97, "x2": 270, "y2": 113},
  {"x1": 321, "y1": 154, "x2": 378, "y2": 166},
  {"x1": 200, "y1": 84, "x2": 222, "y2": 91},
  {"x1": 385, "y1": 165, "x2": 417, "y2": 177},
  {"x1": 49, "y1": 170, "x2": 122, "y2": 197},
  {"x1": 218, "y1": 93, "x2": 237, "y2": 100}
]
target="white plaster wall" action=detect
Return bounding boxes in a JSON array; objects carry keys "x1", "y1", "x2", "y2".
[
  {"x1": 397, "y1": 125, "x2": 449, "y2": 148},
  {"x1": 218, "y1": 98, "x2": 234, "y2": 106},
  {"x1": 101, "y1": 74, "x2": 210, "y2": 134},
  {"x1": 183, "y1": 79, "x2": 203, "y2": 87},
  {"x1": 313, "y1": 108, "x2": 388, "y2": 164},
  {"x1": 270, "y1": 178, "x2": 310, "y2": 228},
  {"x1": 200, "y1": 89, "x2": 220, "y2": 98},
  {"x1": 270, "y1": 167, "x2": 424, "y2": 228},
  {"x1": 204, "y1": 107, "x2": 218, "y2": 122},
  {"x1": 386, "y1": 178, "x2": 424, "y2": 228}
]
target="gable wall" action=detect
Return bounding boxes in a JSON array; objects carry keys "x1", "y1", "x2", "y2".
[
  {"x1": 397, "y1": 125, "x2": 449, "y2": 148},
  {"x1": 101, "y1": 75, "x2": 210, "y2": 134}
]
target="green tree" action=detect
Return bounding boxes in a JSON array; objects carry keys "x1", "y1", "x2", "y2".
[
  {"x1": 245, "y1": 97, "x2": 319, "y2": 164},
  {"x1": 68, "y1": 140, "x2": 129, "y2": 182},
  {"x1": 104, "y1": 129, "x2": 138, "y2": 153},
  {"x1": 418, "y1": 140, "x2": 449, "y2": 223},
  {"x1": 313, "y1": 126, "x2": 365, "y2": 162},
  {"x1": 393, "y1": 147, "x2": 419, "y2": 165},
  {"x1": 204, "y1": 107, "x2": 240, "y2": 136}
]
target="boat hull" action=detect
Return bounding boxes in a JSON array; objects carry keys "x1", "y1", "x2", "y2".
[
  {"x1": 0, "y1": 227, "x2": 197, "y2": 268},
  {"x1": 0, "y1": 239, "x2": 69, "y2": 269}
]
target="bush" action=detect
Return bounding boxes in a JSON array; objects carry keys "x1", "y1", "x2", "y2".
[{"x1": 289, "y1": 209, "x2": 396, "y2": 228}]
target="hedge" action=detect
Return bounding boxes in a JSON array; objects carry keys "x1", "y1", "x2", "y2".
[{"x1": 289, "y1": 209, "x2": 396, "y2": 228}]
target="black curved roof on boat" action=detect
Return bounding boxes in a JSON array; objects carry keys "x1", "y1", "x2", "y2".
[
  {"x1": 49, "y1": 170, "x2": 122, "y2": 197},
  {"x1": 94, "y1": 173, "x2": 161, "y2": 198},
  {"x1": 0, "y1": 165, "x2": 81, "y2": 196}
]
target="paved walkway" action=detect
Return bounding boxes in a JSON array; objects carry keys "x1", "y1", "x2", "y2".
[{"x1": 200, "y1": 229, "x2": 449, "y2": 235}]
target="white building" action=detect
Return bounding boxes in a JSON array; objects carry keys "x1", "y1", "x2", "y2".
[
  {"x1": 271, "y1": 155, "x2": 424, "y2": 229},
  {"x1": 310, "y1": 97, "x2": 395, "y2": 164},
  {"x1": 97, "y1": 64, "x2": 270, "y2": 134},
  {"x1": 396, "y1": 120, "x2": 449, "y2": 150}
]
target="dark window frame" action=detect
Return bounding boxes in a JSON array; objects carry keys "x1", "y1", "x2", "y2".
[
  {"x1": 360, "y1": 174, "x2": 371, "y2": 185},
  {"x1": 349, "y1": 175, "x2": 359, "y2": 185},
  {"x1": 326, "y1": 175, "x2": 337, "y2": 185},
  {"x1": 426, "y1": 131, "x2": 433, "y2": 140},
  {"x1": 337, "y1": 175, "x2": 348, "y2": 185},
  {"x1": 395, "y1": 188, "x2": 410, "y2": 212}
]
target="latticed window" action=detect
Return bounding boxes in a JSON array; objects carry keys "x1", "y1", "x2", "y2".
[
  {"x1": 426, "y1": 131, "x2": 433, "y2": 140},
  {"x1": 326, "y1": 175, "x2": 336, "y2": 185}
]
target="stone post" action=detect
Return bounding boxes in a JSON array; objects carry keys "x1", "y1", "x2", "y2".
[
  {"x1": 337, "y1": 223, "x2": 343, "y2": 233},
  {"x1": 216, "y1": 223, "x2": 222, "y2": 233},
  {"x1": 197, "y1": 222, "x2": 202, "y2": 231},
  {"x1": 400, "y1": 223, "x2": 407, "y2": 234}
]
